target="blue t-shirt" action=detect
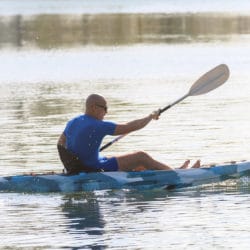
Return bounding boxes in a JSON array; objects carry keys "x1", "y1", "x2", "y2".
[{"x1": 63, "y1": 114, "x2": 116, "y2": 169}]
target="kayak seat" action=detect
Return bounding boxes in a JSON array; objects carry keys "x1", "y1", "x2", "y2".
[{"x1": 57, "y1": 144, "x2": 100, "y2": 175}]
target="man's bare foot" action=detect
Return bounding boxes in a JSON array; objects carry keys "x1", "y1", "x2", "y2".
[
  {"x1": 191, "y1": 160, "x2": 201, "y2": 168},
  {"x1": 179, "y1": 160, "x2": 190, "y2": 169}
]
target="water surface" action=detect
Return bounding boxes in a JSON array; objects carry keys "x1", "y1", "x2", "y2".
[{"x1": 0, "y1": 1, "x2": 250, "y2": 249}]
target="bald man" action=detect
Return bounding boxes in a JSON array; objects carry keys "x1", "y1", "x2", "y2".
[{"x1": 58, "y1": 94, "x2": 200, "y2": 174}]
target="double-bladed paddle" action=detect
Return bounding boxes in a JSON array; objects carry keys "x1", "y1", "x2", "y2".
[{"x1": 100, "y1": 64, "x2": 230, "y2": 151}]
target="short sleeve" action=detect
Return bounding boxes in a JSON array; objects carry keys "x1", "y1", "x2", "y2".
[{"x1": 101, "y1": 120, "x2": 116, "y2": 135}]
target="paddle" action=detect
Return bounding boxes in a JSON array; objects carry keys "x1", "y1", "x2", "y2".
[{"x1": 100, "y1": 64, "x2": 230, "y2": 151}]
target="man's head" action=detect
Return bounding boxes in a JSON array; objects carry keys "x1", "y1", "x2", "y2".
[{"x1": 85, "y1": 94, "x2": 108, "y2": 120}]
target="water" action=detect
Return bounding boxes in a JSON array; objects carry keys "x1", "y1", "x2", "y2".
[
  {"x1": 0, "y1": 187, "x2": 250, "y2": 249},
  {"x1": 0, "y1": 0, "x2": 250, "y2": 249}
]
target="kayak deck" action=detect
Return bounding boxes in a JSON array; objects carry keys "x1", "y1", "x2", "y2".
[{"x1": 0, "y1": 161, "x2": 249, "y2": 193}]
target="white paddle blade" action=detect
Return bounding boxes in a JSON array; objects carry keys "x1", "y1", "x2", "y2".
[{"x1": 189, "y1": 64, "x2": 230, "y2": 96}]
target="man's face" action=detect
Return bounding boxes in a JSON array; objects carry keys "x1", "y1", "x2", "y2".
[{"x1": 94, "y1": 101, "x2": 108, "y2": 120}]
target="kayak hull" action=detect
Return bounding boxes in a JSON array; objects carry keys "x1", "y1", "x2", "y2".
[{"x1": 0, "y1": 161, "x2": 249, "y2": 193}]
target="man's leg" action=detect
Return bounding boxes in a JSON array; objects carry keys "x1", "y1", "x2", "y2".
[
  {"x1": 116, "y1": 151, "x2": 179, "y2": 171},
  {"x1": 116, "y1": 151, "x2": 199, "y2": 171}
]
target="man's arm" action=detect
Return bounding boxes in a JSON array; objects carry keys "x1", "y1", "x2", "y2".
[{"x1": 113, "y1": 110, "x2": 160, "y2": 135}]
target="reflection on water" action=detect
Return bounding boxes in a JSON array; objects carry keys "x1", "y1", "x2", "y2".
[
  {"x1": 61, "y1": 193, "x2": 107, "y2": 249},
  {"x1": 1, "y1": 13, "x2": 250, "y2": 49},
  {"x1": 1, "y1": 185, "x2": 249, "y2": 249},
  {"x1": 55, "y1": 186, "x2": 250, "y2": 248}
]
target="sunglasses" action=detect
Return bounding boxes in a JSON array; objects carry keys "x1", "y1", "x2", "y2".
[{"x1": 96, "y1": 104, "x2": 108, "y2": 112}]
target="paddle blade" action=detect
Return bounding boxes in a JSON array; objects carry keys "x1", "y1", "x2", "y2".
[{"x1": 189, "y1": 64, "x2": 230, "y2": 96}]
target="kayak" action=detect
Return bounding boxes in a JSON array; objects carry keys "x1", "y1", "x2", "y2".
[{"x1": 0, "y1": 161, "x2": 249, "y2": 193}]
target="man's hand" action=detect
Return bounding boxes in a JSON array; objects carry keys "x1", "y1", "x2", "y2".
[{"x1": 151, "y1": 109, "x2": 161, "y2": 120}]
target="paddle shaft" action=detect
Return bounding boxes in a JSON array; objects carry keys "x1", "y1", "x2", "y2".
[
  {"x1": 100, "y1": 134, "x2": 126, "y2": 151},
  {"x1": 159, "y1": 93, "x2": 189, "y2": 114}
]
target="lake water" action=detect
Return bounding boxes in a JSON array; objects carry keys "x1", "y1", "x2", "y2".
[{"x1": 0, "y1": 0, "x2": 250, "y2": 249}]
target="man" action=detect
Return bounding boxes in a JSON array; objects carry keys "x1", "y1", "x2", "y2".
[{"x1": 58, "y1": 94, "x2": 200, "y2": 173}]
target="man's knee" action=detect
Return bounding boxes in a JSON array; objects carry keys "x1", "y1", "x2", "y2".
[
  {"x1": 134, "y1": 151, "x2": 150, "y2": 161},
  {"x1": 116, "y1": 151, "x2": 149, "y2": 170}
]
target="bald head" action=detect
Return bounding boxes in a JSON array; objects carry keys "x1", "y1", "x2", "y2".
[
  {"x1": 85, "y1": 94, "x2": 107, "y2": 119},
  {"x1": 85, "y1": 94, "x2": 105, "y2": 109}
]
